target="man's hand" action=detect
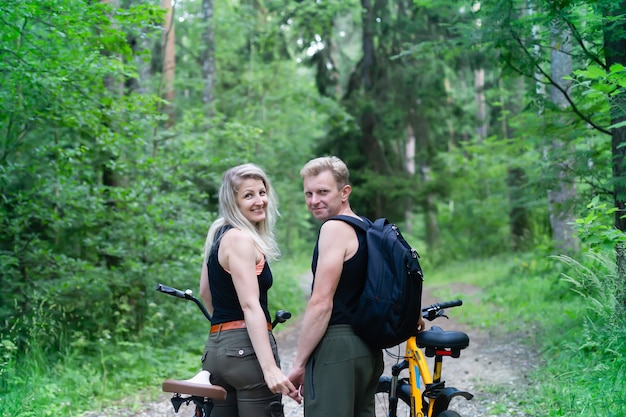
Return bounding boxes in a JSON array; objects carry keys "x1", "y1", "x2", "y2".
[
  {"x1": 264, "y1": 366, "x2": 301, "y2": 404},
  {"x1": 417, "y1": 316, "x2": 426, "y2": 332},
  {"x1": 286, "y1": 366, "x2": 305, "y2": 403}
]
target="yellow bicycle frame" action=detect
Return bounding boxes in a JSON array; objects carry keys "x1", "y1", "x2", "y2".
[
  {"x1": 381, "y1": 301, "x2": 472, "y2": 417},
  {"x1": 405, "y1": 336, "x2": 430, "y2": 417},
  {"x1": 404, "y1": 336, "x2": 455, "y2": 417}
]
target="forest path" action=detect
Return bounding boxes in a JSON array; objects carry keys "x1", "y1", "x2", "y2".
[{"x1": 84, "y1": 279, "x2": 538, "y2": 417}]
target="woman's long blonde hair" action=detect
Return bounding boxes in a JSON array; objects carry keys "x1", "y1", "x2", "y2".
[{"x1": 203, "y1": 164, "x2": 280, "y2": 264}]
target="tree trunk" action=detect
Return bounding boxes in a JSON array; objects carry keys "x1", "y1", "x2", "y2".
[
  {"x1": 503, "y1": 76, "x2": 530, "y2": 251},
  {"x1": 474, "y1": 67, "x2": 487, "y2": 141},
  {"x1": 161, "y1": 0, "x2": 175, "y2": 127},
  {"x1": 547, "y1": 20, "x2": 579, "y2": 254},
  {"x1": 414, "y1": 108, "x2": 439, "y2": 249},
  {"x1": 602, "y1": 1, "x2": 626, "y2": 311},
  {"x1": 357, "y1": 0, "x2": 390, "y2": 218},
  {"x1": 100, "y1": 0, "x2": 123, "y2": 270},
  {"x1": 130, "y1": 33, "x2": 153, "y2": 95},
  {"x1": 404, "y1": 119, "x2": 416, "y2": 234},
  {"x1": 201, "y1": 0, "x2": 215, "y2": 118},
  {"x1": 508, "y1": 166, "x2": 529, "y2": 250},
  {"x1": 360, "y1": 0, "x2": 376, "y2": 91}
]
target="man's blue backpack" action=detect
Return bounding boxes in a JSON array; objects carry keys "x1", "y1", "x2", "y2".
[{"x1": 332, "y1": 215, "x2": 424, "y2": 349}]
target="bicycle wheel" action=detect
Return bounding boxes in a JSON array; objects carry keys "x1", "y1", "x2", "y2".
[
  {"x1": 435, "y1": 410, "x2": 462, "y2": 417},
  {"x1": 375, "y1": 376, "x2": 412, "y2": 417}
]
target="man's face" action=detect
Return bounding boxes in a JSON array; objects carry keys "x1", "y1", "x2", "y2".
[{"x1": 303, "y1": 170, "x2": 345, "y2": 221}]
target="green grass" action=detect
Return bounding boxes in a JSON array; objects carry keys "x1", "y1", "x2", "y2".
[
  {"x1": 424, "y1": 253, "x2": 625, "y2": 417},
  {"x1": 1, "y1": 341, "x2": 176, "y2": 417},
  {"x1": 0, "y1": 255, "x2": 309, "y2": 417}
]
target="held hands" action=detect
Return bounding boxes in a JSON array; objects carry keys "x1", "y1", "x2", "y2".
[
  {"x1": 286, "y1": 365, "x2": 305, "y2": 403},
  {"x1": 265, "y1": 367, "x2": 301, "y2": 404},
  {"x1": 286, "y1": 386, "x2": 302, "y2": 403}
]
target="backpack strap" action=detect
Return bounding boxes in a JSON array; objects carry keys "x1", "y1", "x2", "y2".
[{"x1": 328, "y1": 215, "x2": 372, "y2": 232}]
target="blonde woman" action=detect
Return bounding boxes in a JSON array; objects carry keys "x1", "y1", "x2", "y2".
[{"x1": 199, "y1": 164, "x2": 298, "y2": 417}]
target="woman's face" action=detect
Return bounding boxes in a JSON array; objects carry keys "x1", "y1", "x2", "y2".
[{"x1": 236, "y1": 178, "x2": 268, "y2": 225}]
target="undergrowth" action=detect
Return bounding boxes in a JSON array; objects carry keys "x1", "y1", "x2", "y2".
[
  {"x1": 2, "y1": 252, "x2": 624, "y2": 417},
  {"x1": 428, "y1": 253, "x2": 625, "y2": 417},
  {"x1": 0, "y1": 254, "x2": 308, "y2": 417}
]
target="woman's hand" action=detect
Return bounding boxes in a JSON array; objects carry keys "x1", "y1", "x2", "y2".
[{"x1": 264, "y1": 366, "x2": 301, "y2": 404}]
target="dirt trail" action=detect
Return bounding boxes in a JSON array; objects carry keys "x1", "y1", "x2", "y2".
[
  {"x1": 275, "y1": 282, "x2": 537, "y2": 417},
  {"x1": 85, "y1": 281, "x2": 537, "y2": 417}
]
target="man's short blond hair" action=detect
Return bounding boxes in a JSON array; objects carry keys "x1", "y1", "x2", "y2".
[{"x1": 300, "y1": 156, "x2": 350, "y2": 189}]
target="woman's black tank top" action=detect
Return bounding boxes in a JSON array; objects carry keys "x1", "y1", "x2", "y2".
[{"x1": 207, "y1": 225, "x2": 273, "y2": 324}]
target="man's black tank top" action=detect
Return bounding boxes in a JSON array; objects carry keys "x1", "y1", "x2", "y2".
[{"x1": 311, "y1": 219, "x2": 368, "y2": 325}]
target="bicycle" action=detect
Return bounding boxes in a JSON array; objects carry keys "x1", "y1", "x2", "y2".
[
  {"x1": 375, "y1": 299, "x2": 473, "y2": 417},
  {"x1": 156, "y1": 283, "x2": 291, "y2": 417}
]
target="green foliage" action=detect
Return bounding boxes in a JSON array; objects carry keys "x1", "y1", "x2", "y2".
[
  {"x1": 573, "y1": 197, "x2": 626, "y2": 251},
  {"x1": 0, "y1": 0, "x2": 166, "y2": 352},
  {"x1": 430, "y1": 253, "x2": 625, "y2": 417},
  {"x1": 430, "y1": 135, "x2": 544, "y2": 260},
  {"x1": 556, "y1": 253, "x2": 623, "y2": 328},
  {"x1": 539, "y1": 253, "x2": 626, "y2": 417},
  {"x1": 0, "y1": 334, "x2": 200, "y2": 417},
  {"x1": 0, "y1": 255, "x2": 307, "y2": 417},
  {"x1": 570, "y1": 63, "x2": 626, "y2": 128},
  {"x1": 2, "y1": 0, "x2": 626, "y2": 416},
  {"x1": 1, "y1": 0, "x2": 324, "y2": 359}
]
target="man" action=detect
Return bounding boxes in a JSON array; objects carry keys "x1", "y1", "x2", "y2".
[{"x1": 287, "y1": 156, "x2": 383, "y2": 416}]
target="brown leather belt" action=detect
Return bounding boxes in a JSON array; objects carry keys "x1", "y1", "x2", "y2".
[{"x1": 210, "y1": 320, "x2": 272, "y2": 334}]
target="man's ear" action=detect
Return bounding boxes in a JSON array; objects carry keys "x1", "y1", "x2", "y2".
[{"x1": 341, "y1": 185, "x2": 352, "y2": 202}]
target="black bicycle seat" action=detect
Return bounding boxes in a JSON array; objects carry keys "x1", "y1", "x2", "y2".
[{"x1": 417, "y1": 326, "x2": 469, "y2": 358}]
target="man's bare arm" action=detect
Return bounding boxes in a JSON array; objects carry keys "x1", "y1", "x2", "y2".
[{"x1": 290, "y1": 221, "x2": 356, "y2": 370}]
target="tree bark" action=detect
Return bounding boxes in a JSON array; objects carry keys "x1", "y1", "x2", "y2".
[
  {"x1": 100, "y1": 0, "x2": 123, "y2": 270},
  {"x1": 161, "y1": 0, "x2": 175, "y2": 127},
  {"x1": 503, "y1": 76, "x2": 530, "y2": 251},
  {"x1": 474, "y1": 67, "x2": 488, "y2": 141},
  {"x1": 547, "y1": 20, "x2": 579, "y2": 254},
  {"x1": 201, "y1": 0, "x2": 215, "y2": 118},
  {"x1": 356, "y1": 0, "x2": 391, "y2": 218},
  {"x1": 602, "y1": 1, "x2": 626, "y2": 311},
  {"x1": 404, "y1": 120, "x2": 416, "y2": 234},
  {"x1": 360, "y1": 0, "x2": 376, "y2": 91},
  {"x1": 414, "y1": 107, "x2": 439, "y2": 249}
]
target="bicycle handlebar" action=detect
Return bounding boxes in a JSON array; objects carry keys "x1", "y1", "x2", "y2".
[
  {"x1": 156, "y1": 283, "x2": 213, "y2": 322},
  {"x1": 156, "y1": 283, "x2": 292, "y2": 329},
  {"x1": 422, "y1": 299, "x2": 462, "y2": 321},
  {"x1": 156, "y1": 283, "x2": 189, "y2": 299}
]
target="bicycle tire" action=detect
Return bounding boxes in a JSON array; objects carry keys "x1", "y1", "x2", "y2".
[
  {"x1": 375, "y1": 376, "x2": 412, "y2": 417},
  {"x1": 435, "y1": 410, "x2": 462, "y2": 417}
]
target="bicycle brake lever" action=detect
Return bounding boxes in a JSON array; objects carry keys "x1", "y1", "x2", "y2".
[{"x1": 436, "y1": 310, "x2": 449, "y2": 319}]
